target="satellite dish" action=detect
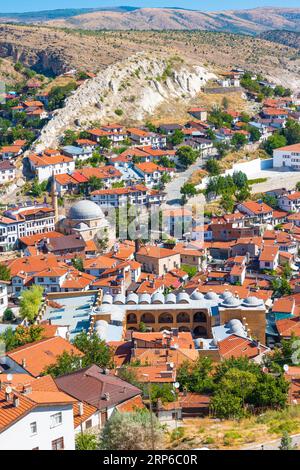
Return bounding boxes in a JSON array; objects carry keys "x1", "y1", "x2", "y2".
[
  {"x1": 6, "y1": 374, "x2": 13, "y2": 382},
  {"x1": 283, "y1": 364, "x2": 289, "y2": 373},
  {"x1": 174, "y1": 382, "x2": 180, "y2": 389},
  {"x1": 5, "y1": 386, "x2": 12, "y2": 394}
]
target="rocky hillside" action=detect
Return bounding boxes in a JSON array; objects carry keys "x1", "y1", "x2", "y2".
[
  {"x1": 1, "y1": 7, "x2": 300, "y2": 35},
  {"x1": 259, "y1": 30, "x2": 300, "y2": 50},
  {"x1": 0, "y1": 25, "x2": 299, "y2": 87},
  {"x1": 34, "y1": 54, "x2": 216, "y2": 152}
]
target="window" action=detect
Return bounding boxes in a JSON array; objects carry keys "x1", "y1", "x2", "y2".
[
  {"x1": 50, "y1": 412, "x2": 62, "y2": 428},
  {"x1": 85, "y1": 419, "x2": 92, "y2": 430},
  {"x1": 52, "y1": 437, "x2": 64, "y2": 450},
  {"x1": 30, "y1": 422, "x2": 37, "y2": 435}
]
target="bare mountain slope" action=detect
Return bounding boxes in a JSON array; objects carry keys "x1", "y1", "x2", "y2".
[
  {"x1": 43, "y1": 7, "x2": 300, "y2": 34},
  {"x1": 0, "y1": 25, "x2": 299, "y2": 88}
]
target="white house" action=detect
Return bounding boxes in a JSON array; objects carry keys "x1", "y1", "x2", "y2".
[
  {"x1": 278, "y1": 191, "x2": 300, "y2": 212},
  {"x1": 273, "y1": 143, "x2": 300, "y2": 170},
  {"x1": 0, "y1": 161, "x2": 16, "y2": 184},
  {"x1": 28, "y1": 153, "x2": 75, "y2": 183},
  {"x1": 0, "y1": 205, "x2": 55, "y2": 252},
  {"x1": 0, "y1": 281, "x2": 9, "y2": 317},
  {"x1": 0, "y1": 375, "x2": 75, "y2": 450}
]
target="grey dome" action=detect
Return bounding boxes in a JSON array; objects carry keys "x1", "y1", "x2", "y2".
[
  {"x1": 126, "y1": 293, "x2": 139, "y2": 304},
  {"x1": 114, "y1": 294, "x2": 126, "y2": 305},
  {"x1": 205, "y1": 291, "x2": 219, "y2": 300},
  {"x1": 221, "y1": 296, "x2": 241, "y2": 308},
  {"x1": 152, "y1": 292, "x2": 165, "y2": 304},
  {"x1": 102, "y1": 294, "x2": 113, "y2": 304},
  {"x1": 69, "y1": 200, "x2": 104, "y2": 221},
  {"x1": 242, "y1": 296, "x2": 263, "y2": 307},
  {"x1": 177, "y1": 292, "x2": 190, "y2": 304},
  {"x1": 165, "y1": 293, "x2": 176, "y2": 304},
  {"x1": 220, "y1": 291, "x2": 233, "y2": 300},
  {"x1": 228, "y1": 319, "x2": 246, "y2": 337},
  {"x1": 139, "y1": 293, "x2": 151, "y2": 304},
  {"x1": 191, "y1": 290, "x2": 204, "y2": 300}
]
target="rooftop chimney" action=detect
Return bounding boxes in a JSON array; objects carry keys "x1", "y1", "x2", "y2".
[
  {"x1": 13, "y1": 395, "x2": 20, "y2": 408},
  {"x1": 22, "y1": 358, "x2": 26, "y2": 368},
  {"x1": 78, "y1": 402, "x2": 84, "y2": 416}
]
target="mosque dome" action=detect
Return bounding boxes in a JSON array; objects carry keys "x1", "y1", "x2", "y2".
[{"x1": 68, "y1": 200, "x2": 104, "y2": 221}]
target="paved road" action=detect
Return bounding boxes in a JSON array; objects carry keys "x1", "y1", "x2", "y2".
[
  {"x1": 162, "y1": 155, "x2": 205, "y2": 207},
  {"x1": 241, "y1": 432, "x2": 300, "y2": 450}
]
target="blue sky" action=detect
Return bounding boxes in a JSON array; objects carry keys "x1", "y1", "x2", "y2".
[{"x1": 0, "y1": 1, "x2": 298, "y2": 13}]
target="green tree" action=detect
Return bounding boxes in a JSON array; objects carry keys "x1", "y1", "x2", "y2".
[
  {"x1": 2, "y1": 308, "x2": 14, "y2": 322},
  {"x1": 75, "y1": 432, "x2": 99, "y2": 450},
  {"x1": 279, "y1": 432, "x2": 295, "y2": 450},
  {"x1": 177, "y1": 357, "x2": 214, "y2": 394},
  {"x1": 62, "y1": 130, "x2": 78, "y2": 146},
  {"x1": 0, "y1": 263, "x2": 11, "y2": 281},
  {"x1": 150, "y1": 384, "x2": 177, "y2": 404},
  {"x1": 176, "y1": 146, "x2": 198, "y2": 168},
  {"x1": 88, "y1": 176, "x2": 104, "y2": 191},
  {"x1": 264, "y1": 134, "x2": 287, "y2": 155},
  {"x1": 180, "y1": 182, "x2": 197, "y2": 203},
  {"x1": 71, "y1": 257, "x2": 84, "y2": 272},
  {"x1": 220, "y1": 193, "x2": 234, "y2": 212},
  {"x1": 231, "y1": 133, "x2": 247, "y2": 150},
  {"x1": 14, "y1": 324, "x2": 44, "y2": 346},
  {"x1": 19, "y1": 285, "x2": 43, "y2": 323},
  {"x1": 210, "y1": 392, "x2": 244, "y2": 419},
  {"x1": 283, "y1": 120, "x2": 300, "y2": 145},
  {"x1": 73, "y1": 331, "x2": 112, "y2": 369},
  {"x1": 248, "y1": 126, "x2": 261, "y2": 142},
  {"x1": 205, "y1": 158, "x2": 221, "y2": 175},
  {"x1": 100, "y1": 409, "x2": 163, "y2": 450},
  {"x1": 45, "y1": 350, "x2": 83, "y2": 377},
  {"x1": 98, "y1": 136, "x2": 111, "y2": 149},
  {"x1": 160, "y1": 172, "x2": 171, "y2": 187},
  {"x1": 168, "y1": 129, "x2": 184, "y2": 146}
]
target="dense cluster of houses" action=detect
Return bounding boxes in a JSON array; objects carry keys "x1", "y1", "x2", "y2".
[{"x1": 1, "y1": 69, "x2": 300, "y2": 450}]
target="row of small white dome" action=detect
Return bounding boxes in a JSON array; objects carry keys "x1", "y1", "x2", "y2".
[{"x1": 101, "y1": 291, "x2": 264, "y2": 307}]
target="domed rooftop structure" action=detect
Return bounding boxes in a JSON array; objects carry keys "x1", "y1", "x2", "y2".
[
  {"x1": 139, "y1": 293, "x2": 151, "y2": 304},
  {"x1": 152, "y1": 292, "x2": 165, "y2": 304},
  {"x1": 177, "y1": 292, "x2": 190, "y2": 304},
  {"x1": 165, "y1": 293, "x2": 176, "y2": 304},
  {"x1": 228, "y1": 319, "x2": 246, "y2": 337},
  {"x1": 126, "y1": 293, "x2": 139, "y2": 304},
  {"x1": 102, "y1": 294, "x2": 113, "y2": 304},
  {"x1": 204, "y1": 291, "x2": 219, "y2": 301},
  {"x1": 242, "y1": 296, "x2": 264, "y2": 307},
  {"x1": 114, "y1": 294, "x2": 126, "y2": 305},
  {"x1": 221, "y1": 296, "x2": 241, "y2": 308},
  {"x1": 68, "y1": 200, "x2": 104, "y2": 221},
  {"x1": 191, "y1": 291, "x2": 204, "y2": 301},
  {"x1": 220, "y1": 291, "x2": 233, "y2": 300}
]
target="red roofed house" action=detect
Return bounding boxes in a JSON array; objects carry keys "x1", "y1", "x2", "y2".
[
  {"x1": 259, "y1": 244, "x2": 279, "y2": 271},
  {"x1": 237, "y1": 201, "x2": 273, "y2": 224}
]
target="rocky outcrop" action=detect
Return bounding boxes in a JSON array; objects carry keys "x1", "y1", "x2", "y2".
[{"x1": 34, "y1": 54, "x2": 216, "y2": 152}]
